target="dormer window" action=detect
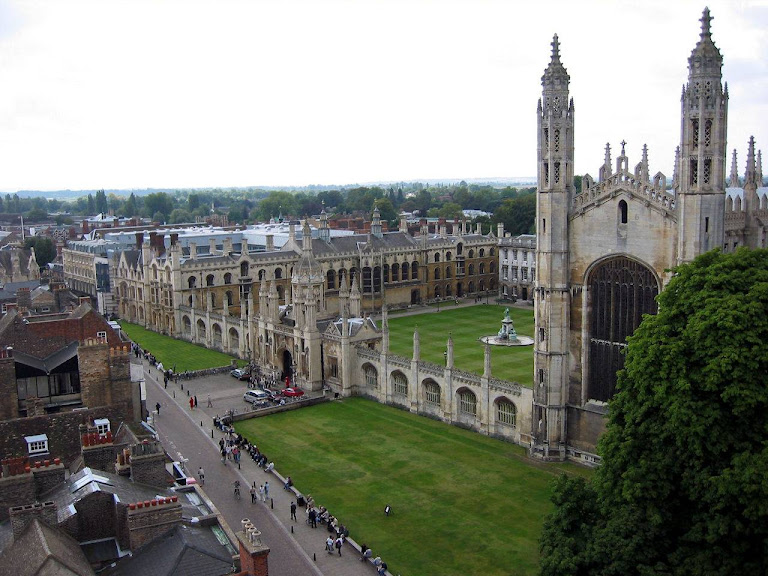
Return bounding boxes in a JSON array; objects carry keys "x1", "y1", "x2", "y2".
[{"x1": 25, "y1": 434, "x2": 48, "y2": 456}]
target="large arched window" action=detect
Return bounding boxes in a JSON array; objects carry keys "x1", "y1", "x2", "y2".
[
  {"x1": 383, "y1": 265, "x2": 389, "y2": 283},
  {"x1": 364, "y1": 365, "x2": 378, "y2": 389},
  {"x1": 206, "y1": 274, "x2": 215, "y2": 287},
  {"x1": 458, "y1": 389, "x2": 477, "y2": 416},
  {"x1": 619, "y1": 199, "x2": 628, "y2": 224},
  {"x1": 587, "y1": 257, "x2": 659, "y2": 402},
  {"x1": 434, "y1": 268, "x2": 441, "y2": 280},
  {"x1": 411, "y1": 261, "x2": 419, "y2": 279},
  {"x1": 327, "y1": 269, "x2": 336, "y2": 289},
  {"x1": 496, "y1": 399, "x2": 517, "y2": 427},
  {"x1": 424, "y1": 380, "x2": 440, "y2": 405},
  {"x1": 392, "y1": 372, "x2": 408, "y2": 396},
  {"x1": 188, "y1": 277, "x2": 196, "y2": 289},
  {"x1": 224, "y1": 273, "x2": 232, "y2": 284},
  {"x1": 401, "y1": 262, "x2": 409, "y2": 281},
  {"x1": 240, "y1": 262, "x2": 249, "y2": 277},
  {"x1": 391, "y1": 264, "x2": 399, "y2": 282}
]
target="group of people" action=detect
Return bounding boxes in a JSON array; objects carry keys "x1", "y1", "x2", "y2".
[{"x1": 249, "y1": 480, "x2": 270, "y2": 503}]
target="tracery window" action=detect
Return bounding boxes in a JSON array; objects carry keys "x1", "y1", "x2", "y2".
[
  {"x1": 392, "y1": 372, "x2": 408, "y2": 396},
  {"x1": 424, "y1": 380, "x2": 440, "y2": 405},
  {"x1": 587, "y1": 257, "x2": 659, "y2": 402},
  {"x1": 364, "y1": 365, "x2": 378, "y2": 389},
  {"x1": 458, "y1": 389, "x2": 477, "y2": 416},
  {"x1": 496, "y1": 400, "x2": 516, "y2": 427}
]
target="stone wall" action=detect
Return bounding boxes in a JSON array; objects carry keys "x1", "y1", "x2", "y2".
[
  {"x1": 130, "y1": 440, "x2": 168, "y2": 488},
  {"x1": 10, "y1": 501, "x2": 57, "y2": 539},
  {"x1": 126, "y1": 498, "x2": 182, "y2": 550}
]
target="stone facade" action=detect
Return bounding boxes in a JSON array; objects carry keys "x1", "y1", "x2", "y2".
[
  {"x1": 531, "y1": 9, "x2": 756, "y2": 462},
  {"x1": 498, "y1": 228, "x2": 536, "y2": 302},
  {"x1": 724, "y1": 138, "x2": 767, "y2": 250}
]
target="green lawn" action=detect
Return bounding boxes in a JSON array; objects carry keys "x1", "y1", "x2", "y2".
[
  {"x1": 119, "y1": 322, "x2": 242, "y2": 372},
  {"x1": 236, "y1": 398, "x2": 591, "y2": 576},
  {"x1": 387, "y1": 304, "x2": 534, "y2": 386}
]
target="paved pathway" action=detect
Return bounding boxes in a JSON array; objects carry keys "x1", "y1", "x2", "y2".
[{"x1": 142, "y1": 358, "x2": 384, "y2": 576}]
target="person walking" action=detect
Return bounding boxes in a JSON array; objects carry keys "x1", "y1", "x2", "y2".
[
  {"x1": 189, "y1": 397, "x2": 194, "y2": 410},
  {"x1": 290, "y1": 501, "x2": 297, "y2": 521},
  {"x1": 194, "y1": 395, "x2": 198, "y2": 408},
  {"x1": 198, "y1": 467, "x2": 204, "y2": 485},
  {"x1": 326, "y1": 536, "x2": 335, "y2": 555},
  {"x1": 334, "y1": 535, "x2": 343, "y2": 556},
  {"x1": 259, "y1": 484, "x2": 266, "y2": 503},
  {"x1": 155, "y1": 402, "x2": 161, "y2": 415},
  {"x1": 250, "y1": 483, "x2": 257, "y2": 504},
  {"x1": 207, "y1": 394, "x2": 212, "y2": 408},
  {"x1": 264, "y1": 481, "x2": 270, "y2": 499}
]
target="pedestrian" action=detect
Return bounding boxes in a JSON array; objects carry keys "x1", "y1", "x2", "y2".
[
  {"x1": 290, "y1": 501, "x2": 297, "y2": 521},
  {"x1": 308, "y1": 507, "x2": 317, "y2": 528},
  {"x1": 198, "y1": 467, "x2": 204, "y2": 485},
  {"x1": 360, "y1": 544, "x2": 372, "y2": 562},
  {"x1": 163, "y1": 375, "x2": 168, "y2": 388},
  {"x1": 250, "y1": 484, "x2": 257, "y2": 504},
  {"x1": 155, "y1": 402, "x2": 161, "y2": 415},
  {"x1": 334, "y1": 535, "x2": 343, "y2": 556},
  {"x1": 259, "y1": 484, "x2": 266, "y2": 502},
  {"x1": 189, "y1": 397, "x2": 194, "y2": 410},
  {"x1": 264, "y1": 481, "x2": 269, "y2": 499},
  {"x1": 221, "y1": 447, "x2": 227, "y2": 464},
  {"x1": 207, "y1": 394, "x2": 212, "y2": 408},
  {"x1": 326, "y1": 536, "x2": 334, "y2": 554},
  {"x1": 194, "y1": 395, "x2": 198, "y2": 408}
]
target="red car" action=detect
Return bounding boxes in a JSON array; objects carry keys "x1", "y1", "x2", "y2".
[{"x1": 280, "y1": 387, "x2": 305, "y2": 398}]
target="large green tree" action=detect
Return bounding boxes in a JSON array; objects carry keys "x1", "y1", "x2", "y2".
[
  {"x1": 492, "y1": 193, "x2": 536, "y2": 235},
  {"x1": 540, "y1": 248, "x2": 768, "y2": 576},
  {"x1": 24, "y1": 237, "x2": 56, "y2": 268}
]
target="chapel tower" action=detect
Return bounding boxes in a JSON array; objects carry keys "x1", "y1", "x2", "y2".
[
  {"x1": 677, "y1": 7, "x2": 728, "y2": 263},
  {"x1": 532, "y1": 35, "x2": 574, "y2": 458}
]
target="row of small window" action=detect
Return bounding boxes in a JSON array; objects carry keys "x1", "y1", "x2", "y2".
[
  {"x1": 24, "y1": 420, "x2": 110, "y2": 456},
  {"x1": 501, "y1": 267, "x2": 534, "y2": 282},
  {"x1": 503, "y1": 249, "x2": 534, "y2": 261}
]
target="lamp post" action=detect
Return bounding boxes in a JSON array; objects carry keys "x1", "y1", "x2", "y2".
[{"x1": 443, "y1": 351, "x2": 448, "y2": 366}]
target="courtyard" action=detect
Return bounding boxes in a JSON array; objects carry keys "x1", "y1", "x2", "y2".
[{"x1": 235, "y1": 397, "x2": 590, "y2": 576}]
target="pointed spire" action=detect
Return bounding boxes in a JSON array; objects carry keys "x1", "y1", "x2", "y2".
[
  {"x1": 604, "y1": 142, "x2": 612, "y2": 167},
  {"x1": 619, "y1": 140, "x2": 627, "y2": 157},
  {"x1": 757, "y1": 150, "x2": 763, "y2": 185},
  {"x1": 746, "y1": 136, "x2": 757, "y2": 186},
  {"x1": 551, "y1": 34, "x2": 561, "y2": 62},
  {"x1": 541, "y1": 33, "x2": 570, "y2": 92},
  {"x1": 412, "y1": 326, "x2": 420, "y2": 362},
  {"x1": 642, "y1": 144, "x2": 648, "y2": 166},
  {"x1": 700, "y1": 7, "x2": 712, "y2": 40},
  {"x1": 729, "y1": 149, "x2": 739, "y2": 187},
  {"x1": 673, "y1": 146, "x2": 681, "y2": 187}
]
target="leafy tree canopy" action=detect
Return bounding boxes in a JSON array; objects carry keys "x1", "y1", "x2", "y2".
[
  {"x1": 540, "y1": 248, "x2": 768, "y2": 576},
  {"x1": 492, "y1": 192, "x2": 536, "y2": 235},
  {"x1": 24, "y1": 236, "x2": 56, "y2": 268}
]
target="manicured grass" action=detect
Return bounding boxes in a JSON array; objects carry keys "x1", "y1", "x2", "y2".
[
  {"x1": 236, "y1": 398, "x2": 591, "y2": 576},
  {"x1": 387, "y1": 304, "x2": 534, "y2": 386},
  {"x1": 119, "y1": 321, "x2": 242, "y2": 372}
]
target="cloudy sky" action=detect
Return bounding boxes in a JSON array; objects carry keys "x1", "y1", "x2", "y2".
[{"x1": 0, "y1": 0, "x2": 765, "y2": 193}]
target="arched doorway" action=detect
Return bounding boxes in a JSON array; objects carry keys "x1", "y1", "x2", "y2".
[
  {"x1": 587, "y1": 256, "x2": 659, "y2": 402},
  {"x1": 281, "y1": 349, "x2": 294, "y2": 385}
]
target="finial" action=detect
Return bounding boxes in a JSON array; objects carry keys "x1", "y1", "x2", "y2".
[
  {"x1": 746, "y1": 136, "x2": 757, "y2": 184},
  {"x1": 700, "y1": 7, "x2": 712, "y2": 39},
  {"x1": 729, "y1": 149, "x2": 739, "y2": 187},
  {"x1": 757, "y1": 150, "x2": 763, "y2": 184},
  {"x1": 642, "y1": 144, "x2": 648, "y2": 165},
  {"x1": 620, "y1": 140, "x2": 627, "y2": 156},
  {"x1": 604, "y1": 142, "x2": 611, "y2": 166},
  {"x1": 551, "y1": 34, "x2": 560, "y2": 61}
]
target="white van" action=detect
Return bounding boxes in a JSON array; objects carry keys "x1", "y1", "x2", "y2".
[{"x1": 243, "y1": 390, "x2": 270, "y2": 405}]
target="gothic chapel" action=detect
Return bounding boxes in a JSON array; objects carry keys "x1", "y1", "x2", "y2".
[{"x1": 531, "y1": 9, "x2": 763, "y2": 461}]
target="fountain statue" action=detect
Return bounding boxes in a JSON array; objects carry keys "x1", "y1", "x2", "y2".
[{"x1": 480, "y1": 307, "x2": 533, "y2": 347}]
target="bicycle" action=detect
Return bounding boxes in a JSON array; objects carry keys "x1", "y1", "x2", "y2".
[{"x1": 233, "y1": 481, "x2": 241, "y2": 500}]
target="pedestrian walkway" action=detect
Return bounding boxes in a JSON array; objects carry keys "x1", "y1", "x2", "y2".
[{"x1": 141, "y1": 357, "x2": 390, "y2": 576}]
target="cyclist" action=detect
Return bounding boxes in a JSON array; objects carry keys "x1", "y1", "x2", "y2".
[{"x1": 233, "y1": 480, "x2": 241, "y2": 499}]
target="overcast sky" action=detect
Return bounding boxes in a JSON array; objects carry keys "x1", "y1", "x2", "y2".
[{"x1": 0, "y1": 0, "x2": 765, "y2": 193}]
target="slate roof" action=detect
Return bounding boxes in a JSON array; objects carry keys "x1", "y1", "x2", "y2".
[
  {"x1": 100, "y1": 524, "x2": 235, "y2": 576},
  {"x1": 0, "y1": 280, "x2": 42, "y2": 301},
  {"x1": 0, "y1": 518, "x2": 95, "y2": 576}
]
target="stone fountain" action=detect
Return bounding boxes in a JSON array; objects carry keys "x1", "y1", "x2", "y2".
[{"x1": 480, "y1": 308, "x2": 534, "y2": 347}]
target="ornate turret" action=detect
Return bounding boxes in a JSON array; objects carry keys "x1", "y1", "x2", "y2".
[{"x1": 371, "y1": 206, "x2": 383, "y2": 239}]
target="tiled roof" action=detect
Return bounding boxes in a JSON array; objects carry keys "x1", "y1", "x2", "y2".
[{"x1": 0, "y1": 518, "x2": 95, "y2": 576}]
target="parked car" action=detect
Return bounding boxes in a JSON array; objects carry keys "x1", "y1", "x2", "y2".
[
  {"x1": 279, "y1": 387, "x2": 305, "y2": 398},
  {"x1": 231, "y1": 368, "x2": 250, "y2": 380},
  {"x1": 243, "y1": 390, "x2": 271, "y2": 405}
]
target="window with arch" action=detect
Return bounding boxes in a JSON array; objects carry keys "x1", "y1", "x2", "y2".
[
  {"x1": 364, "y1": 365, "x2": 378, "y2": 389},
  {"x1": 226, "y1": 291, "x2": 234, "y2": 306},
  {"x1": 240, "y1": 262, "x2": 249, "y2": 277},
  {"x1": 383, "y1": 265, "x2": 389, "y2": 283},
  {"x1": 458, "y1": 389, "x2": 477, "y2": 416},
  {"x1": 468, "y1": 249, "x2": 474, "y2": 258},
  {"x1": 327, "y1": 269, "x2": 336, "y2": 289},
  {"x1": 445, "y1": 266, "x2": 452, "y2": 279},
  {"x1": 188, "y1": 277, "x2": 196, "y2": 289},
  {"x1": 392, "y1": 372, "x2": 408, "y2": 396},
  {"x1": 210, "y1": 293, "x2": 216, "y2": 308},
  {"x1": 206, "y1": 274, "x2": 215, "y2": 287},
  {"x1": 434, "y1": 253, "x2": 440, "y2": 263},
  {"x1": 275, "y1": 268, "x2": 283, "y2": 280},
  {"x1": 496, "y1": 400, "x2": 517, "y2": 426},
  {"x1": 411, "y1": 261, "x2": 418, "y2": 279},
  {"x1": 391, "y1": 264, "x2": 399, "y2": 282},
  {"x1": 258, "y1": 269, "x2": 266, "y2": 281},
  {"x1": 424, "y1": 380, "x2": 440, "y2": 405},
  {"x1": 489, "y1": 262, "x2": 495, "y2": 273},
  {"x1": 469, "y1": 264, "x2": 475, "y2": 275},
  {"x1": 619, "y1": 199, "x2": 628, "y2": 224},
  {"x1": 587, "y1": 257, "x2": 659, "y2": 402},
  {"x1": 434, "y1": 268, "x2": 441, "y2": 280},
  {"x1": 456, "y1": 243, "x2": 463, "y2": 255},
  {"x1": 479, "y1": 248, "x2": 485, "y2": 257},
  {"x1": 479, "y1": 263, "x2": 486, "y2": 274},
  {"x1": 434, "y1": 286, "x2": 442, "y2": 298},
  {"x1": 401, "y1": 262, "x2": 409, "y2": 281},
  {"x1": 224, "y1": 273, "x2": 232, "y2": 284},
  {"x1": 446, "y1": 252, "x2": 452, "y2": 261}
]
